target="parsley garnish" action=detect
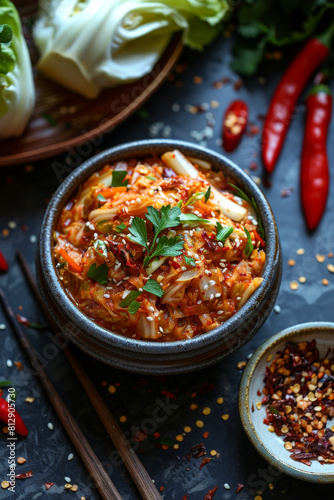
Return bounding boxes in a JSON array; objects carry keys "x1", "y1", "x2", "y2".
[
  {"x1": 216, "y1": 223, "x2": 234, "y2": 245},
  {"x1": 229, "y1": 183, "x2": 264, "y2": 239},
  {"x1": 87, "y1": 263, "x2": 109, "y2": 285},
  {"x1": 143, "y1": 279, "x2": 164, "y2": 298},
  {"x1": 97, "y1": 194, "x2": 107, "y2": 202},
  {"x1": 243, "y1": 227, "x2": 254, "y2": 258},
  {"x1": 128, "y1": 217, "x2": 148, "y2": 249},
  {"x1": 146, "y1": 205, "x2": 181, "y2": 248},
  {"x1": 93, "y1": 239, "x2": 108, "y2": 258},
  {"x1": 185, "y1": 256, "x2": 196, "y2": 267},
  {"x1": 144, "y1": 236, "x2": 184, "y2": 267},
  {"x1": 111, "y1": 170, "x2": 129, "y2": 188},
  {"x1": 115, "y1": 222, "x2": 127, "y2": 233}
]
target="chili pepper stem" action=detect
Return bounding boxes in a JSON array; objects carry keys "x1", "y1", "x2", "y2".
[{"x1": 316, "y1": 22, "x2": 334, "y2": 48}]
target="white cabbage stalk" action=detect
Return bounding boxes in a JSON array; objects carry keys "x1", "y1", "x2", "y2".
[
  {"x1": 162, "y1": 150, "x2": 247, "y2": 222},
  {"x1": 0, "y1": 1, "x2": 35, "y2": 139},
  {"x1": 33, "y1": 0, "x2": 229, "y2": 98}
]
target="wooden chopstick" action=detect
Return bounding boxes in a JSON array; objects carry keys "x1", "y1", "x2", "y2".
[
  {"x1": 16, "y1": 251, "x2": 163, "y2": 500},
  {"x1": 0, "y1": 287, "x2": 123, "y2": 500}
]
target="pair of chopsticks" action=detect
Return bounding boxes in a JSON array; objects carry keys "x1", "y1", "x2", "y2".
[{"x1": 0, "y1": 251, "x2": 163, "y2": 500}]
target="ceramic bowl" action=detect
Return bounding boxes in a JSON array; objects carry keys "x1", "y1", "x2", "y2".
[
  {"x1": 239, "y1": 322, "x2": 334, "y2": 483},
  {"x1": 37, "y1": 139, "x2": 281, "y2": 374}
]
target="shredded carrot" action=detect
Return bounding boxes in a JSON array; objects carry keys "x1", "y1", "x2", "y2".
[
  {"x1": 195, "y1": 200, "x2": 212, "y2": 215},
  {"x1": 254, "y1": 229, "x2": 266, "y2": 248},
  {"x1": 59, "y1": 248, "x2": 83, "y2": 274},
  {"x1": 99, "y1": 186, "x2": 127, "y2": 198}
]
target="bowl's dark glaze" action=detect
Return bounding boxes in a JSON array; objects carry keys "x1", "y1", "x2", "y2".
[{"x1": 38, "y1": 139, "x2": 282, "y2": 374}]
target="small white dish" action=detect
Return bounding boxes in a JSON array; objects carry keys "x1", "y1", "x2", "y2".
[{"x1": 239, "y1": 322, "x2": 334, "y2": 483}]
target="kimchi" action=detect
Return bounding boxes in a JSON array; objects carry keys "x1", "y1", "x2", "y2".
[{"x1": 54, "y1": 150, "x2": 266, "y2": 341}]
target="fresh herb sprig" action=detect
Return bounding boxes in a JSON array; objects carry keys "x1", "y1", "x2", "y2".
[
  {"x1": 111, "y1": 170, "x2": 129, "y2": 188},
  {"x1": 229, "y1": 183, "x2": 264, "y2": 239},
  {"x1": 216, "y1": 223, "x2": 234, "y2": 245},
  {"x1": 185, "y1": 186, "x2": 211, "y2": 206},
  {"x1": 120, "y1": 278, "x2": 164, "y2": 314},
  {"x1": 87, "y1": 262, "x2": 109, "y2": 285}
]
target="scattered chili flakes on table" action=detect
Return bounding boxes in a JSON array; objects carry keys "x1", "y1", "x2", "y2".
[
  {"x1": 236, "y1": 483, "x2": 244, "y2": 493},
  {"x1": 203, "y1": 486, "x2": 218, "y2": 499},
  {"x1": 45, "y1": 482, "x2": 54, "y2": 490},
  {"x1": 261, "y1": 339, "x2": 334, "y2": 466},
  {"x1": 15, "y1": 471, "x2": 33, "y2": 479}
]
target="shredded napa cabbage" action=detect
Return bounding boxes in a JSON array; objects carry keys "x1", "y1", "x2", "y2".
[
  {"x1": 33, "y1": 0, "x2": 230, "y2": 98},
  {"x1": 0, "y1": 0, "x2": 35, "y2": 139}
]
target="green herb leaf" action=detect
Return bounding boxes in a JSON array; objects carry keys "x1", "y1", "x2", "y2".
[
  {"x1": 128, "y1": 217, "x2": 148, "y2": 249},
  {"x1": 93, "y1": 239, "x2": 108, "y2": 258},
  {"x1": 120, "y1": 290, "x2": 141, "y2": 308},
  {"x1": 146, "y1": 175, "x2": 156, "y2": 181},
  {"x1": 216, "y1": 223, "x2": 234, "y2": 245},
  {"x1": 146, "y1": 204, "x2": 181, "y2": 247},
  {"x1": 87, "y1": 263, "x2": 109, "y2": 285},
  {"x1": 0, "y1": 380, "x2": 12, "y2": 387},
  {"x1": 128, "y1": 301, "x2": 141, "y2": 315},
  {"x1": 111, "y1": 170, "x2": 129, "y2": 188},
  {"x1": 204, "y1": 186, "x2": 211, "y2": 203},
  {"x1": 243, "y1": 227, "x2": 254, "y2": 258},
  {"x1": 150, "y1": 235, "x2": 184, "y2": 260},
  {"x1": 185, "y1": 256, "x2": 196, "y2": 267},
  {"x1": 97, "y1": 194, "x2": 107, "y2": 202},
  {"x1": 143, "y1": 278, "x2": 164, "y2": 298},
  {"x1": 115, "y1": 222, "x2": 127, "y2": 233},
  {"x1": 56, "y1": 261, "x2": 66, "y2": 269},
  {"x1": 229, "y1": 183, "x2": 264, "y2": 239},
  {"x1": 179, "y1": 213, "x2": 210, "y2": 224}
]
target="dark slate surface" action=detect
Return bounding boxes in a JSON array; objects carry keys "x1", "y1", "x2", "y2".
[{"x1": 1, "y1": 36, "x2": 334, "y2": 500}]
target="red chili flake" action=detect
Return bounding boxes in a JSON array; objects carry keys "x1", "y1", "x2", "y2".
[
  {"x1": 199, "y1": 383, "x2": 215, "y2": 395},
  {"x1": 203, "y1": 486, "x2": 217, "y2": 499},
  {"x1": 45, "y1": 482, "x2": 54, "y2": 490},
  {"x1": 249, "y1": 162, "x2": 258, "y2": 171},
  {"x1": 257, "y1": 390, "x2": 261, "y2": 396},
  {"x1": 153, "y1": 432, "x2": 160, "y2": 439},
  {"x1": 171, "y1": 261, "x2": 181, "y2": 270},
  {"x1": 232, "y1": 79, "x2": 242, "y2": 90},
  {"x1": 21, "y1": 225, "x2": 28, "y2": 232},
  {"x1": 15, "y1": 471, "x2": 33, "y2": 479},
  {"x1": 0, "y1": 251, "x2": 8, "y2": 272},
  {"x1": 188, "y1": 443, "x2": 206, "y2": 459},
  {"x1": 236, "y1": 483, "x2": 244, "y2": 493},
  {"x1": 132, "y1": 429, "x2": 148, "y2": 443},
  {"x1": 101, "y1": 381, "x2": 107, "y2": 387},
  {"x1": 161, "y1": 390, "x2": 177, "y2": 400},
  {"x1": 160, "y1": 486, "x2": 164, "y2": 492},
  {"x1": 14, "y1": 361, "x2": 24, "y2": 371},
  {"x1": 199, "y1": 457, "x2": 211, "y2": 469},
  {"x1": 212, "y1": 76, "x2": 230, "y2": 89},
  {"x1": 281, "y1": 187, "x2": 294, "y2": 198},
  {"x1": 251, "y1": 403, "x2": 255, "y2": 412},
  {"x1": 181, "y1": 496, "x2": 189, "y2": 500},
  {"x1": 203, "y1": 431, "x2": 209, "y2": 439},
  {"x1": 16, "y1": 314, "x2": 30, "y2": 327},
  {"x1": 246, "y1": 124, "x2": 259, "y2": 136}
]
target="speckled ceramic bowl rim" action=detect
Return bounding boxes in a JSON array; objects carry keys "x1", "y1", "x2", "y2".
[
  {"x1": 239, "y1": 321, "x2": 334, "y2": 483},
  {"x1": 40, "y1": 139, "x2": 279, "y2": 355}
]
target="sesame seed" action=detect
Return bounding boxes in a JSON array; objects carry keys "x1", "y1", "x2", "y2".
[
  {"x1": 197, "y1": 300, "x2": 202, "y2": 304},
  {"x1": 6, "y1": 360, "x2": 12, "y2": 367},
  {"x1": 190, "y1": 231, "x2": 194, "y2": 237},
  {"x1": 187, "y1": 251, "x2": 192, "y2": 257},
  {"x1": 136, "y1": 198, "x2": 141, "y2": 204},
  {"x1": 195, "y1": 254, "x2": 199, "y2": 260},
  {"x1": 210, "y1": 294, "x2": 214, "y2": 300},
  {"x1": 181, "y1": 266, "x2": 187, "y2": 271},
  {"x1": 217, "y1": 311, "x2": 223, "y2": 315},
  {"x1": 30, "y1": 235, "x2": 37, "y2": 244},
  {"x1": 236, "y1": 297, "x2": 241, "y2": 301},
  {"x1": 274, "y1": 305, "x2": 281, "y2": 314},
  {"x1": 64, "y1": 477, "x2": 71, "y2": 483},
  {"x1": 203, "y1": 284, "x2": 209, "y2": 290},
  {"x1": 148, "y1": 306, "x2": 155, "y2": 312},
  {"x1": 8, "y1": 221, "x2": 17, "y2": 229},
  {"x1": 296, "y1": 248, "x2": 305, "y2": 255},
  {"x1": 224, "y1": 483, "x2": 230, "y2": 490},
  {"x1": 68, "y1": 453, "x2": 74, "y2": 461},
  {"x1": 159, "y1": 327, "x2": 164, "y2": 333},
  {"x1": 215, "y1": 293, "x2": 221, "y2": 298},
  {"x1": 47, "y1": 422, "x2": 54, "y2": 430},
  {"x1": 0, "y1": 324, "x2": 6, "y2": 330},
  {"x1": 147, "y1": 317, "x2": 154, "y2": 322},
  {"x1": 138, "y1": 288, "x2": 143, "y2": 292},
  {"x1": 205, "y1": 270, "x2": 211, "y2": 275},
  {"x1": 103, "y1": 294, "x2": 110, "y2": 299},
  {"x1": 208, "y1": 280, "x2": 216, "y2": 286}
]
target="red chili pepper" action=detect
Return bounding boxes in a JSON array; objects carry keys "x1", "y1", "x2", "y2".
[
  {"x1": 203, "y1": 486, "x2": 218, "y2": 499},
  {"x1": 45, "y1": 482, "x2": 54, "y2": 490},
  {"x1": 222, "y1": 100, "x2": 248, "y2": 152},
  {"x1": 262, "y1": 26, "x2": 333, "y2": 173},
  {"x1": 15, "y1": 470, "x2": 33, "y2": 479},
  {"x1": 0, "y1": 397, "x2": 28, "y2": 437},
  {"x1": 0, "y1": 251, "x2": 8, "y2": 272},
  {"x1": 301, "y1": 84, "x2": 332, "y2": 230}
]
